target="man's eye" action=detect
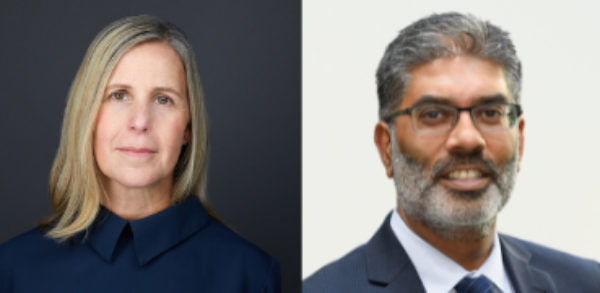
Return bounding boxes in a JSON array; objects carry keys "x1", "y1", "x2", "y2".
[
  {"x1": 156, "y1": 96, "x2": 171, "y2": 105},
  {"x1": 110, "y1": 92, "x2": 127, "y2": 101},
  {"x1": 482, "y1": 110, "x2": 501, "y2": 117},
  {"x1": 422, "y1": 110, "x2": 442, "y2": 119},
  {"x1": 418, "y1": 107, "x2": 450, "y2": 120}
]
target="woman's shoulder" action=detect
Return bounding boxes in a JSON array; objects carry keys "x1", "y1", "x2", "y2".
[
  {"x1": 0, "y1": 227, "x2": 58, "y2": 264},
  {"x1": 193, "y1": 217, "x2": 277, "y2": 264},
  {"x1": 1, "y1": 227, "x2": 48, "y2": 254},
  {"x1": 0, "y1": 227, "x2": 55, "y2": 283},
  {"x1": 185, "y1": 218, "x2": 281, "y2": 291}
]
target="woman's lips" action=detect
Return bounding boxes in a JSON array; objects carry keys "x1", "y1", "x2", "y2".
[{"x1": 117, "y1": 147, "x2": 156, "y2": 157}]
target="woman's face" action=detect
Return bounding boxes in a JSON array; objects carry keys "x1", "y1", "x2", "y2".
[{"x1": 94, "y1": 42, "x2": 190, "y2": 192}]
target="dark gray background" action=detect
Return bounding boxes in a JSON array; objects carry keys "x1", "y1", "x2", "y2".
[{"x1": 0, "y1": 1, "x2": 300, "y2": 292}]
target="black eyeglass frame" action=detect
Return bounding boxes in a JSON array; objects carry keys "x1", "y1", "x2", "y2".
[{"x1": 384, "y1": 103, "x2": 523, "y2": 133}]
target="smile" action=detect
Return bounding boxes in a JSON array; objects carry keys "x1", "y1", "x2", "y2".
[
  {"x1": 439, "y1": 167, "x2": 491, "y2": 191},
  {"x1": 448, "y1": 169, "x2": 483, "y2": 180}
]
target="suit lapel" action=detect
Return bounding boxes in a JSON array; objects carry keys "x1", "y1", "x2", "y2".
[
  {"x1": 365, "y1": 213, "x2": 426, "y2": 293},
  {"x1": 500, "y1": 234, "x2": 557, "y2": 293},
  {"x1": 365, "y1": 215, "x2": 559, "y2": 292}
]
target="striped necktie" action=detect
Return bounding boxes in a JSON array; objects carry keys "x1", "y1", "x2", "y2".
[{"x1": 454, "y1": 275, "x2": 502, "y2": 293}]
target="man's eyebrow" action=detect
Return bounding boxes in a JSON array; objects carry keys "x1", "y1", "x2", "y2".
[
  {"x1": 473, "y1": 94, "x2": 511, "y2": 104},
  {"x1": 412, "y1": 95, "x2": 453, "y2": 106},
  {"x1": 411, "y1": 94, "x2": 512, "y2": 107}
]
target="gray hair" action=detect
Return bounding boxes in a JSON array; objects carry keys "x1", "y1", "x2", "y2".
[{"x1": 376, "y1": 12, "x2": 522, "y2": 120}]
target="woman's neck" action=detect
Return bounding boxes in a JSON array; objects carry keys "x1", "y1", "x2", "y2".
[{"x1": 100, "y1": 178, "x2": 172, "y2": 221}]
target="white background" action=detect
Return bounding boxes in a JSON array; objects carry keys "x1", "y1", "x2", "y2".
[{"x1": 303, "y1": 0, "x2": 600, "y2": 278}]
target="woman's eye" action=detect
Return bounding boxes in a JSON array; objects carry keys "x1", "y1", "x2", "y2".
[
  {"x1": 110, "y1": 92, "x2": 127, "y2": 101},
  {"x1": 156, "y1": 96, "x2": 171, "y2": 105}
]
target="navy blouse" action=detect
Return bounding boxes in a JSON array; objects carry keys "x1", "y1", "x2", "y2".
[{"x1": 0, "y1": 197, "x2": 281, "y2": 293}]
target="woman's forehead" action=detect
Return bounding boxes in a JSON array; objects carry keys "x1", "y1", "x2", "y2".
[{"x1": 107, "y1": 42, "x2": 186, "y2": 91}]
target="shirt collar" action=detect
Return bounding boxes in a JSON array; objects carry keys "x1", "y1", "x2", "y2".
[
  {"x1": 390, "y1": 208, "x2": 512, "y2": 293},
  {"x1": 87, "y1": 197, "x2": 210, "y2": 266},
  {"x1": 478, "y1": 232, "x2": 513, "y2": 293}
]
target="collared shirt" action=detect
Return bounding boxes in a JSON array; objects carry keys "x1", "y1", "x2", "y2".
[
  {"x1": 0, "y1": 197, "x2": 280, "y2": 293},
  {"x1": 390, "y1": 208, "x2": 513, "y2": 293}
]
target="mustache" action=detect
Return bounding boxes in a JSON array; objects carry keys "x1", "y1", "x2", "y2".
[{"x1": 430, "y1": 153, "x2": 499, "y2": 180}]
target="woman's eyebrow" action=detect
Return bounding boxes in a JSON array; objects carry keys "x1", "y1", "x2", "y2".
[
  {"x1": 105, "y1": 84, "x2": 183, "y2": 97},
  {"x1": 152, "y1": 86, "x2": 183, "y2": 97},
  {"x1": 105, "y1": 83, "x2": 132, "y2": 91}
]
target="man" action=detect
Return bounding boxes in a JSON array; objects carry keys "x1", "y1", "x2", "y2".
[{"x1": 303, "y1": 12, "x2": 600, "y2": 293}]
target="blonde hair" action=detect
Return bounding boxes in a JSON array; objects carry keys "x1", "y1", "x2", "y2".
[{"x1": 42, "y1": 15, "x2": 216, "y2": 241}]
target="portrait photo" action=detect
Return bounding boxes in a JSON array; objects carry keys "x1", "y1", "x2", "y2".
[
  {"x1": 0, "y1": 1, "x2": 299, "y2": 292},
  {"x1": 303, "y1": 0, "x2": 600, "y2": 285}
]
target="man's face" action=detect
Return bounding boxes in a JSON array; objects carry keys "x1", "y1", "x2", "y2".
[{"x1": 378, "y1": 55, "x2": 525, "y2": 240}]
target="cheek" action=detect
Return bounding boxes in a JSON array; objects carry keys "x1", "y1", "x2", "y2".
[
  {"x1": 160, "y1": 116, "x2": 189, "y2": 159},
  {"x1": 93, "y1": 106, "x2": 125, "y2": 170},
  {"x1": 94, "y1": 108, "x2": 113, "y2": 158},
  {"x1": 395, "y1": 123, "x2": 444, "y2": 164},
  {"x1": 485, "y1": 132, "x2": 518, "y2": 163}
]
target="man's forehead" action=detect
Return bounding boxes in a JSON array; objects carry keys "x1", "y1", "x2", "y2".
[{"x1": 400, "y1": 55, "x2": 512, "y2": 107}]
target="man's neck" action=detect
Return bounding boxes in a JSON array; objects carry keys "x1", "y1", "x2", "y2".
[{"x1": 397, "y1": 206, "x2": 495, "y2": 271}]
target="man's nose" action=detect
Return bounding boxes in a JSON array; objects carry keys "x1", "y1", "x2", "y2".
[
  {"x1": 129, "y1": 102, "x2": 151, "y2": 132},
  {"x1": 444, "y1": 111, "x2": 485, "y2": 155}
]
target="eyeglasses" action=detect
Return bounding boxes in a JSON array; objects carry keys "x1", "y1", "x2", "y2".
[{"x1": 384, "y1": 103, "x2": 523, "y2": 133}]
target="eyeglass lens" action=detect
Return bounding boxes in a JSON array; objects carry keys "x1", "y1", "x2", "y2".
[{"x1": 412, "y1": 104, "x2": 517, "y2": 132}]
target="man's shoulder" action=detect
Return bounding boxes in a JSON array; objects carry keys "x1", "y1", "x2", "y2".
[
  {"x1": 501, "y1": 233, "x2": 599, "y2": 267},
  {"x1": 303, "y1": 244, "x2": 371, "y2": 293},
  {"x1": 500, "y1": 234, "x2": 600, "y2": 290},
  {"x1": 303, "y1": 212, "x2": 416, "y2": 293}
]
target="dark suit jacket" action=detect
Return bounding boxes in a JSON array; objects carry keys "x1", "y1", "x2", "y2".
[{"x1": 303, "y1": 213, "x2": 600, "y2": 293}]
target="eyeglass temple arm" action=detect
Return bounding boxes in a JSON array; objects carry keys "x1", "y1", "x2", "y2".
[{"x1": 384, "y1": 109, "x2": 411, "y2": 122}]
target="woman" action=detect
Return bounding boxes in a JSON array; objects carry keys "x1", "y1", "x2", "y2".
[{"x1": 0, "y1": 15, "x2": 280, "y2": 292}]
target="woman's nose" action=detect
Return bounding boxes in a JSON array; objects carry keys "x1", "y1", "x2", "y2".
[{"x1": 128, "y1": 102, "x2": 151, "y2": 132}]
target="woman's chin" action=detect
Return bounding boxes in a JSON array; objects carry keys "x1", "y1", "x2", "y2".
[{"x1": 104, "y1": 172, "x2": 171, "y2": 192}]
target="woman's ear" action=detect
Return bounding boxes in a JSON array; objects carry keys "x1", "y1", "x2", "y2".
[{"x1": 183, "y1": 126, "x2": 191, "y2": 145}]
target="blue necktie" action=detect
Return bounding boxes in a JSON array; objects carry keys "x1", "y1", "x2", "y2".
[{"x1": 454, "y1": 275, "x2": 502, "y2": 293}]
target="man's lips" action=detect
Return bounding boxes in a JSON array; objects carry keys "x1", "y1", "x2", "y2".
[
  {"x1": 437, "y1": 166, "x2": 492, "y2": 191},
  {"x1": 117, "y1": 147, "x2": 157, "y2": 157}
]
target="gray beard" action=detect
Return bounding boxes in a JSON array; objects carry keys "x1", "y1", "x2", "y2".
[{"x1": 390, "y1": 127, "x2": 518, "y2": 241}]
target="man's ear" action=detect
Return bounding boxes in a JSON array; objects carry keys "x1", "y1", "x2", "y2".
[
  {"x1": 517, "y1": 117, "x2": 525, "y2": 171},
  {"x1": 374, "y1": 122, "x2": 394, "y2": 178}
]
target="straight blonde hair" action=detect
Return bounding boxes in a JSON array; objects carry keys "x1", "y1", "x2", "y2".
[{"x1": 42, "y1": 15, "x2": 216, "y2": 241}]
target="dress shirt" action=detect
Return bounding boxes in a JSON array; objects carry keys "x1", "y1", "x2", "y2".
[
  {"x1": 0, "y1": 197, "x2": 280, "y2": 293},
  {"x1": 390, "y1": 208, "x2": 512, "y2": 293}
]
